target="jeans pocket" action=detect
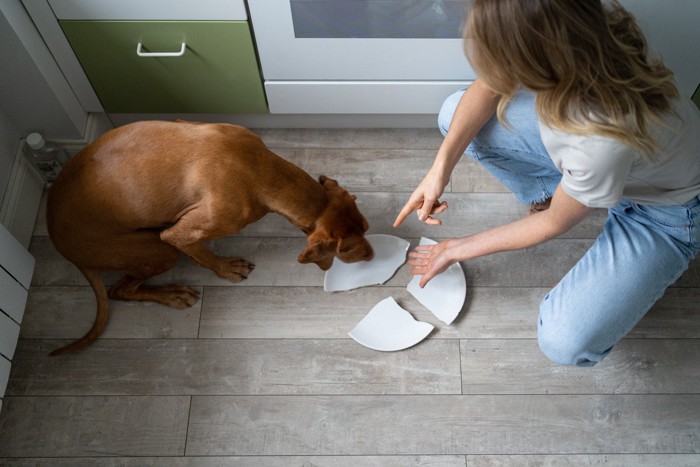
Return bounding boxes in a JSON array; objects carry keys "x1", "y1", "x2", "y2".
[{"x1": 630, "y1": 202, "x2": 697, "y2": 249}]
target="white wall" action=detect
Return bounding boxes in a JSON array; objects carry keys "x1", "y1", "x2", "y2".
[
  {"x1": 0, "y1": 109, "x2": 19, "y2": 209},
  {"x1": 621, "y1": 0, "x2": 700, "y2": 98},
  {"x1": 0, "y1": 1, "x2": 87, "y2": 140}
]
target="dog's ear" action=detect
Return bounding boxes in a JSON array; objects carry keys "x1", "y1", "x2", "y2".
[
  {"x1": 319, "y1": 175, "x2": 339, "y2": 189},
  {"x1": 298, "y1": 235, "x2": 336, "y2": 271},
  {"x1": 336, "y1": 235, "x2": 374, "y2": 263}
]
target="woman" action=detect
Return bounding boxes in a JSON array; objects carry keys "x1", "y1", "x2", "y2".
[{"x1": 394, "y1": 0, "x2": 700, "y2": 366}]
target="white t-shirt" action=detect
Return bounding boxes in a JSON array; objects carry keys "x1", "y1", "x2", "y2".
[{"x1": 539, "y1": 97, "x2": 700, "y2": 208}]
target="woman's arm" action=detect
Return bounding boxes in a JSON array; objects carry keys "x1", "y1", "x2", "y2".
[
  {"x1": 393, "y1": 79, "x2": 501, "y2": 227},
  {"x1": 408, "y1": 184, "x2": 593, "y2": 287}
]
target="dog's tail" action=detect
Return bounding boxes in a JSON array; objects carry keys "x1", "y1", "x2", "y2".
[{"x1": 49, "y1": 268, "x2": 109, "y2": 356}]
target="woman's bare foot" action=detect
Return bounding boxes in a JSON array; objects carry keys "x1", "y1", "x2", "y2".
[{"x1": 528, "y1": 198, "x2": 552, "y2": 216}]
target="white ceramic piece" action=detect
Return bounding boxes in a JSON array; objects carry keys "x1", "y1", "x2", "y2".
[
  {"x1": 324, "y1": 234, "x2": 409, "y2": 292},
  {"x1": 407, "y1": 237, "x2": 466, "y2": 325},
  {"x1": 348, "y1": 297, "x2": 434, "y2": 352}
]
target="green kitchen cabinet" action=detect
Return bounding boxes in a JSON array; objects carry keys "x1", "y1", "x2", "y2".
[{"x1": 60, "y1": 21, "x2": 268, "y2": 113}]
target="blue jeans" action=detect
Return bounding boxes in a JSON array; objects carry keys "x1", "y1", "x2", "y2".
[{"x1": 439, "y1": 89, "x2": 700, "y2": 366}]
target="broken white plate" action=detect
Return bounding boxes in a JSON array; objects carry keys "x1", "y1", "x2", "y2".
[
  {"x1": 348, "y1": 297, "x2": 434, "y2": 351},
  {"x1": 407, "y1": 237, "x2": 466, "y2": 325},
  {"x1": 324, "y1": 234, "x2": 409, "y2": 292}
]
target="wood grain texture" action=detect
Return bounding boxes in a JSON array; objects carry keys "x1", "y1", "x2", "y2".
[
  {"x1": 186, "y1": 394, "x2": 700, "y2": 455},
  {"x1": 0, "y1": 396, "x2": 189, "y2": 457},
  {"x1": 7, "y1": 338, "x2": 461, "y2": 396},
  {"x1": 467, "y1": 455, "x2": 700, "y2": 466},
  {"x1": 36, "y1": 235, "x2": 690, "y2": 289},
  {"x1": 460, "y1": 339, "x2": 700, "y2": 394},
  {"x1": 20, "y1": 285, "x2": 202, "y2": 339},
  {"x1": 0, "y1": 456, "x2": 468, "y2": 467},
  {"x1": 3, "y1": 128, "x2": 699, "y2": 463}
]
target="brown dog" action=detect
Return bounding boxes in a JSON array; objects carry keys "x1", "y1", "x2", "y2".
[{"x1": 46, "y1": 121, "x2": 373, "y2": 355}]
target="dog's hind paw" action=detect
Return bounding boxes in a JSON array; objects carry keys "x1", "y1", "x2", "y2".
[
  {"x1": 109, "y1": 283, "x2": 200, "y2": 308},
  {"x1": 216, "y1": 258, "x2": 255, "y2": 283},
  {"x1": 156, "y1": 285, "x2": 200, "y2": 309}
]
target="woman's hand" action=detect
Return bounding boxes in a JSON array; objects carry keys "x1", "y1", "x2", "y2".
[
  {"x1": 407, "y1": 240, "x2": 456, "y2": 288},
  {"x1": 393, "y1": 170, "x2": 449, "y2": 227},
  {"x1": 393, "y1": 80, "x2": 500, "y2": 229}
]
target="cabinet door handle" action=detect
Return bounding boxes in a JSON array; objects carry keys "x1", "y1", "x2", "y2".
[{"x1": 136, "y1": 42, "x2": 186, "y2": 57}]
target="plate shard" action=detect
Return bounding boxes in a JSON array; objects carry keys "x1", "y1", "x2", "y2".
[
  {"x1": 406, "y1": 237, "x2": 466, "y2": 325},
  {"x1": 324, "y1": 234, "x2": 409, "y2": 292},
  {"x1": 348, "y1": 297, "x2": 434, "y2": 352}
]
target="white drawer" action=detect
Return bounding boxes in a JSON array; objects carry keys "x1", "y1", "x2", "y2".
[
  {"x1": 48, "y1": 0, "x2": 247, "y2": 20},
  {"x1": 265, "y1": 80, "x2": 470, "y2": 114}
]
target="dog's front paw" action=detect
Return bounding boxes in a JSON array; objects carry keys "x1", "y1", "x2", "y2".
[{"x1": 216, "y1": 258, "x2": 255, "y2": 283}]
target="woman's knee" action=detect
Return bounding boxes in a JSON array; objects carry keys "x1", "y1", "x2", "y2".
[
  {"x1": 437, "y1": 89, "x2": 466, "y2": 136},
  {"x1": 537, "y1": 300, "x2": 611, "y2": 367}
]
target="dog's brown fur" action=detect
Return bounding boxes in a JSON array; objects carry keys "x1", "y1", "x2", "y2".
[{"x1": 46, "y1": 121, "x2": 373, "y2": 355}]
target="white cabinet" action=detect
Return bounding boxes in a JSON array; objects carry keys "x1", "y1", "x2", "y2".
[
  {"x1": 248, "y1": 0, "x2": 473, "y2": 114},
  {"x1": 0, "y1": 223, "x2": 35, "y2": 409}
]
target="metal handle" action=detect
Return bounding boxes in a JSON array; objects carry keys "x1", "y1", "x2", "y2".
[{"x1": 136, "y1": 42, "x2": 186, "y2": 57}]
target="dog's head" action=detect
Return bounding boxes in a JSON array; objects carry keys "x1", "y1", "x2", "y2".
[{"x1": 298, "y1": 176, "x2": 374, "y2": 270}]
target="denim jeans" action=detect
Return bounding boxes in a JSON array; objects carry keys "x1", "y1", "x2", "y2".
[{"x1": 439, "y1": 89, "x2": 700, "y2": 366}]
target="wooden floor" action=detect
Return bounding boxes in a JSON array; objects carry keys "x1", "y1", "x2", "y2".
[{"x1": 1, "y1": 128, "x2": 699, "y2": 466}]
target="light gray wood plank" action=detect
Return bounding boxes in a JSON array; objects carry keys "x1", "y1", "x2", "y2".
[
  {"x1": 199, "y1": 286, "x2": 452, "y2": 338},
  {"x1": 629, "y1": 288, "x2": 700, "y2": 338},
  {"x1": 151, "y1": 237, "x2": 590, "y2": 287},
  {"x1": 449, "y1": 157, "x2": 511, "y2": 193},
  {"x1": 32, "y1": 235, "x2": 698, "y2": 288},
  {"x1": 354, "y1": 192, "x2": 606, "y2": 239},
  {"x1": 7, "y1": 339, "x2": 461, "y2": 396},
  {"x1": 0, "y1": 396, "x2": 189, "y2": 457},
  {"x1": 274, "y1": 148, "x2": 439, "y2": 193},
  {"x1": 186, "y1": 394, "x2": 700, "y2": 455},
  {"x1": 0, "y1": 456, "x2": 467, "y2": 467},
  {"x1": 467, "y1": 454, "x2": 700, "y2": 467},
  {"x1": 236, "y1": 192, "x2": 532, "y2": 239},
  {"x1": 33, "y1": 190, "x2": 607, "y2": 242},
  {"x1": 256, "y1": 128, "x2": 444, "y2": 150},
  {"x1": 20, "y1": 285, "x2": 202, "y2": 339},
  {"x1": 198, "y1": 286, "x2": 543, "y2": 339},
  {"x1": 460, "y1": 339, "x2": 700, "y2": 394}
]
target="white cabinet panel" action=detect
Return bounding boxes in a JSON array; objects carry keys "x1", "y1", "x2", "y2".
[
  {"x1": 0, "y1": 267, "x2": 28, "y2": 324},
  {"x1": 0, "y1": 223, "x2": 34, "y2": 288},
  {"x1": 266, "y1": 80, "x2": 470, "y2": 114},
  {"x1": 0, "y1": 312, "x2": 20, "y2": 360},
  {"x1": 0, "y1": 356, "x2": 10, "y2": 399},
  {"x1": 248, "y1": 0, "x2": 474, "y2": 81},
  {"x1": 0, "y1": 222, "x2": 33, "y2": 400},
  {"x1": 48, "y1": 0, "x2": 247, "y2": 20}
]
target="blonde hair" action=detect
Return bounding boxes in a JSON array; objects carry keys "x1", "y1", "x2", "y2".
[{"x1": 465, "y1": 0, "x2": 679, "y2": 157}]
